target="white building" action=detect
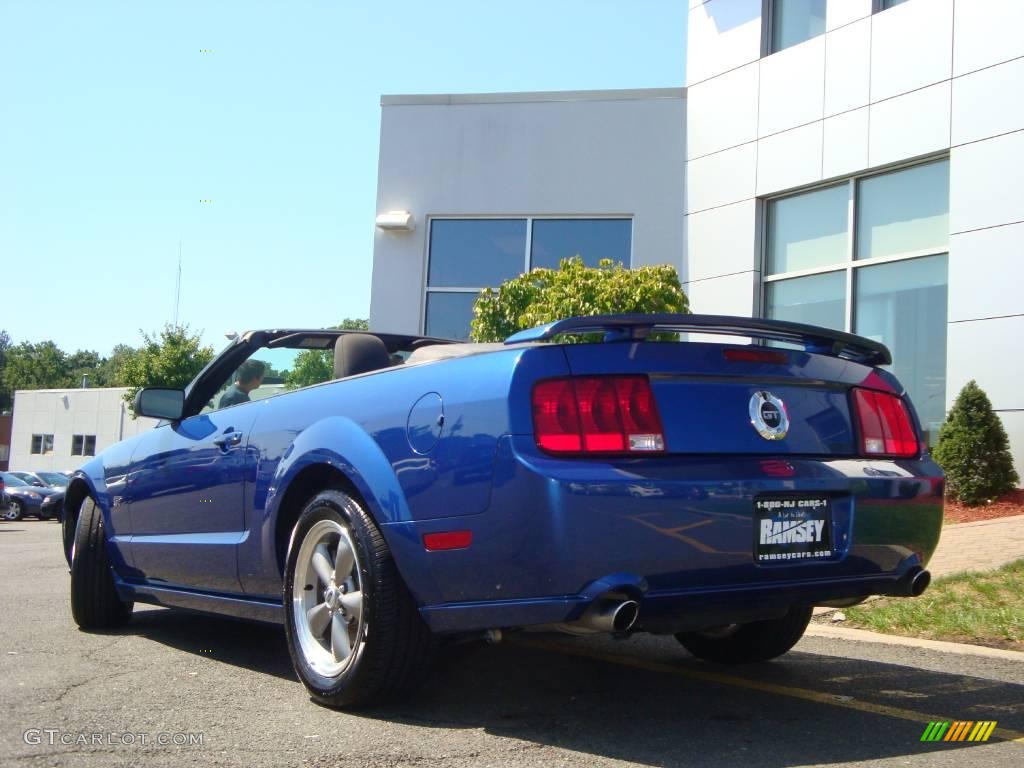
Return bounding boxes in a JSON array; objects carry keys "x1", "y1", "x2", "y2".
[
  {"x1": 9, "y1": 388, "x2": 156, "y2": 472},
  {"x1": 370, "y1": 0, "x2": 1024, "y2": 477},
  {"x1": 370, "y1": 88, "x2": 686, "y2": 339}
]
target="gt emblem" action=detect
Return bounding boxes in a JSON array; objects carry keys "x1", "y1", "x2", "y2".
[{"x1": 749, "y1": 391, "x2": 789, "y2": 441}]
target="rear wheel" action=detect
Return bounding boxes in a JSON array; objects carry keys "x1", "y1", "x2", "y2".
[
  {"x1": 3, "y1": 499, "x2": 24, "y2": 521},
  {"x1": 69, "y1": 497, "x2": 133, "y2": 629},
  {"x1": 675, "y1": 606, "x2": 813, "y2": 663},
  {"x1": 284, "y1": 489, "x2": 435, "y2": 708}
]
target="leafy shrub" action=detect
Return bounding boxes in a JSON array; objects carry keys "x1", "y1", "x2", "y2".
[
  {"x1": 932, "y1": 380, "x2": 1019, "y2": 505},
  {"x1": 470, "y1": 257, "x2": 688, "y2": 343}
]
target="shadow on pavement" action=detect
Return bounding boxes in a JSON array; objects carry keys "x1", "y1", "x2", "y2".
[{"x1": 99, "y1": 611, "x2": 1024, "y2": 767}]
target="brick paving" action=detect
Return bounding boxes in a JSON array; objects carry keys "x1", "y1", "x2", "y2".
[{"x1": 927, "y1": 514, "x2": 1024, "y2": 578}]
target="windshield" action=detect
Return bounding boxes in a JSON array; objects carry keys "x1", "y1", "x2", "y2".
[
  {"x1": 37, "y1": 472, "x2": 69, "y2": 487},
  {"x1": 0, "y1": 472, "x2": 28, "y2": 487}
]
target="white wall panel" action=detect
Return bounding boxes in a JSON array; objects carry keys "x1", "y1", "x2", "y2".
[
  {"x1": 823, "y1": 107, "x2": 869, "y2": 179},
  {"x1": 827, "y1": 0, "x2": 872, "y2": 31},
  {"x1": 954, "y1": 0, "x2": 1024, "y2": 76},
  {"x1": 868, "y1": 81, "x2": 951, "y2": 167},
  {"x1": 947, "y1": 316, "x2": 1024, "y2": 412},
  {"x1": 824, "y1": 17, "x2": 870, "y2": 117},
  {"x1": 995, "y1": 411, "x2": 1024, "y2": 488},
  {"x1": 686, "y1": 141, "x2": 757, "y2": 213},
  {"x1": 870, "y1": 0, "x2": 953, "y2": 102},
  {"x1": 685, "y1": 200, "x2": 758, "y2": 282},
  {"x1": 681, "y1": 271, "x2": 757, "y2": 316},
  {"x1": 948, "y1": 223, "x2": 1024, "y2": 323},
  {"x1": 759, "y1": 36, "x2": 825, "y2": 137},
  {"x1": 949, "y1": 130, "x2": 1024, "y2": 234},
  {"x1": 952, "y1": 58, "x2": 1024, "y2": 146},
  {"x1": 687, "y1": 63, "x2": 759, "y2": 158},
  {"x1": 687, "y1": 0, "x2": 763, "y2": 85},
  {"x1": 757, "y1": 122, "x2": 824, "y2": 195}
]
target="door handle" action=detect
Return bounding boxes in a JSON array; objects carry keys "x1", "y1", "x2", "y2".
[{"x1": 213, "y1": 431, "x2": 244, "y2": 450}]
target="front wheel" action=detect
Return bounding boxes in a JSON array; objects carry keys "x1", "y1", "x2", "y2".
[
  {"x1": 283, "y1": 489, "x2": 435, "y2": 708},
  {"x1": 3, "y1": 499, "x2": 24, "y2": 521},
  {"x1": 69, "y1": 497, "x2": 133, "y2": 629},
  {"x1": 675, "y1": 606, "x2": 813, "y2": 663}
]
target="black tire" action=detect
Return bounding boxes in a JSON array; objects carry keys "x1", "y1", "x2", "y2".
[
  {"x1": 675, "y1": 606, "x2": 813, "y2": 663},
  {"x1": 284, "y1": 489, "x2": 435, "y2": 709},
  {"x1": 3, "y1": 498, "x2": 24, "y2": 521},
  {"x1": 69, "y1": 497, "x2": 133, "y2": 629}
]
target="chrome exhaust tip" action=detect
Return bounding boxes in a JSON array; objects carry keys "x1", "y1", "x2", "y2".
[
  {"x1": 582, "y1": 598, "x2": 640, "y2": 633},
  {"x1": 909, "y1": 568, "x2": 931, "y2": 597}
]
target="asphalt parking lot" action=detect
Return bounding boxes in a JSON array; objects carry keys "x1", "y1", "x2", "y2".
[{"x1": 1, "y1": 521, "x2": 1022, "y2": 768}]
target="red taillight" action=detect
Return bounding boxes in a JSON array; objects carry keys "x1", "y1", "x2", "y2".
[
  {"x1": 723, "y1": 348, "x2": 789, "y2": 365},
  {"x1": 852, "y1": 387, "x2": 919, "y2": 458},
  {"x1": 532, "y1": 375, "x2": 665, "y2": 455}
]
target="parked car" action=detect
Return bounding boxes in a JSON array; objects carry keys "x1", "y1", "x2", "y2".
[
  {"x1": 63, "y1": 316, "x2": 944, "y2": 708},
  {"x1": 0, "y1": 472, "x2": 63, "y2": 520},
  {"x1": 9, "y1": 470, "x2": 70, "y2": 489}
]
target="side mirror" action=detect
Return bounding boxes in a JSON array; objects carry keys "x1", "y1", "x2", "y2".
[{"x1": 134, "y1": 388, "x2": 185, "y2": 420}]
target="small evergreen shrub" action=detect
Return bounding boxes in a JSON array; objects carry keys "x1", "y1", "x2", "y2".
[{"x1": 932, "y1": 380, "x2": 1019, "y2": 506}]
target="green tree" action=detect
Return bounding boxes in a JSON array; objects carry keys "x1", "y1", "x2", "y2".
[
  {"x1": 932, "y1": 380, "x2": 1019, "y2": 506},
  {"x1": 285, "y1": 319, "x2": 370, "y2": 390},
  {"x1": 1, "y1": 341, "x2": 70, "y2": 392},
  {"x1": 121, "y1": 325, "x2": 215, "y2": 415},
  {"x1": 470, "y1": 257, "x2": 689, "y2": 342},
  {"x1": 66, "y1": 349, "x2": 103, "y2": 388},
  {"x1": 96, "y1": 344, "x2": 140, "y2": 387}
]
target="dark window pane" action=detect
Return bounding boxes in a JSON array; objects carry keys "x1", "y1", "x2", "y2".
[
  {"x1": 31, "y1": 435, "x2": 42, "y2": 454},
  {"x1": 856, "y1": 161, "x2": 949, "y2": 260},
  {"x1": 71, "y1": 435, "x2": 83, "y2": 455},
  {"x1": 425, "y1": 292, "x2": 479, "y2": 341},
  {"x1": 42, "y1": 434, "x2": 53, "y2": 454},
  {"x1": 428, "y1": 219, "x2": 527, "y2": 288},
  {"x1": 530, "y1": 219, "x2": 632, "y2": 270},
  {"x1": 855, "y1": 255, "x2": 948, "y2": 442},
  {"x1": 768, "y1": 184, "x2": 848, "y2": 274},
  {"x1": 772, "y1": 0, "x2": 827, "y2": 53},
  {"x1": 84, "y1": 436, "x2": 96, "y2": 456},
  {"x1": 882, "y1": 0, "x2": 909, "y2": 8},
  {"x1": 765, "y1": 271, "x2": 846, "y2": 331}
]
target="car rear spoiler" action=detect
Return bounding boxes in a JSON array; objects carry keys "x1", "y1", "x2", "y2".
[{"x1": 504, "y1": 313, "x2": 892, "y2": 366}]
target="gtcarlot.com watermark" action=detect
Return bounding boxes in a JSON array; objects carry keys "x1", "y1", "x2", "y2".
[{"x1": 24, "y1": 729, "x2": 204, "y2": 747}]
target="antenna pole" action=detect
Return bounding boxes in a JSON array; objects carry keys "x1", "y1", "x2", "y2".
[{"x1": 173, "y1": 239, "x2": 182, "y2": 327}]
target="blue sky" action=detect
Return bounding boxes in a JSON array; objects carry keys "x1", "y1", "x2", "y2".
[{"x1": 1, "y1": 1, "x2": 686, "y2": 356}]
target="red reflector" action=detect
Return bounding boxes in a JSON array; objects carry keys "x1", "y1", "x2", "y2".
[
  {"x1": 423, "y1": 531, "x2": 473, "y2": 551},
  {"x1": 723, "y1": 348, "x2": 789, "y2": 365},
  {"x1": 532, "y1": 375, "x2": 665, "y2": 455},
  {"x1": 852, "y1": 387, "x2": 919, "y2": 458}
]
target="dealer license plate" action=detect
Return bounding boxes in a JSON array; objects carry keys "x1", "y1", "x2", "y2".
[{"x1": 754, "y1": 496, "x2": 833, "y2": 564}]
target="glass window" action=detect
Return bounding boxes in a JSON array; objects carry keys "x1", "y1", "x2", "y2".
[
  {"x1": 84, "y1": 436, "x2": 96, "y2": 455},
  {"x1": 855, "y1": 255, "x2": 948, "y2": 441},
  {"x1": 882, "y1": 0, "x2": 910, "y2": 8},
  {"x1": 856, "y1": 161, "x2": 949, "y2": 260},
  {"x1": 768, "y1": 184, "x2": 849, "y2": 274},
  {"x1": 31, "y1": 434, "x2": 54, "y2": 454},
  {"x1": 766, "y1": 271, "x2": 846, "y2": 331},
  {"x1": 427, "y1": 219, "x2": 527, "y2": 288},
  {"x1": 772, "y1": 0, "x2": 827, "y2": 53},
  {"x1": 425, "y1": 292, "x2": 478, "y2": 340},
  {"x1": 72, "y1": 435, "x2": 83, "y2": 455},
  {"x1": 530, "y1": 219, "x2": 632, "y2": 270}
]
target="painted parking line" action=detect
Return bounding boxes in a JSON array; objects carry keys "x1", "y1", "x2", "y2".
[{"x1": 519, "y1": 638, "x2": 1024, "y2": 745}]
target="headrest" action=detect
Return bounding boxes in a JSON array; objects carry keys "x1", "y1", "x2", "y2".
[{"x1": 333, "y1": 334, "x2": 392, "y2": 379}]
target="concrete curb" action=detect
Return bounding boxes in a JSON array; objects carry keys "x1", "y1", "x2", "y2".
[{"x1": 805, "y1": 623, "x2": 1024, "y2": 661}]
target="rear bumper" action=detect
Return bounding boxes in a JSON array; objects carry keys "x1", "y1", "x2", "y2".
[{"x1": 386, "y1": 436, "x2": 944, "y2": 634}]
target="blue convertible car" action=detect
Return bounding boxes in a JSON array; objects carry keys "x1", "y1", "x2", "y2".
[{"x1": 64, "y1": 315, "x2": 943, "y2": 707}]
